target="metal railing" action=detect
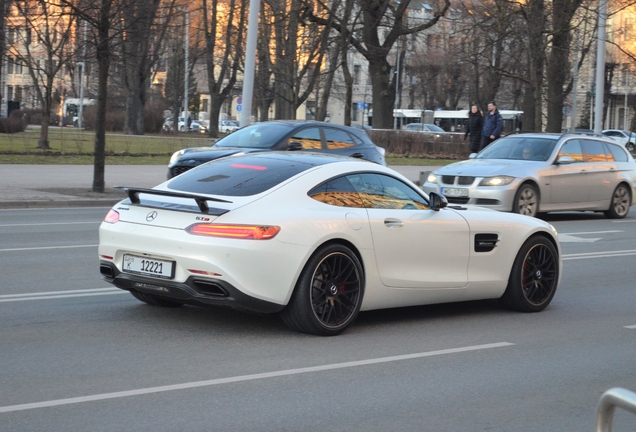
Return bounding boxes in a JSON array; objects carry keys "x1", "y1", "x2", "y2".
[{"x1": 596, "y1": 388, "x2": 636, "y2": 432}]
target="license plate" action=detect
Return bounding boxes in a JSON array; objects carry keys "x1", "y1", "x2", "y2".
[
  {"x1": 122, "y1": 254, "x2": 175, "y2": 279},
  {"x1": 441, "y1": 187, "x2": 468, "y2": 197}
]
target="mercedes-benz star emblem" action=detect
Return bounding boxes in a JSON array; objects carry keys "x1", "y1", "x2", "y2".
[
  {"x1": 146, "y1": 211, "x2": 158, "y2": 222},
  {"x1": 329, "y1": 284, "x2": 338, "y2": 295}
]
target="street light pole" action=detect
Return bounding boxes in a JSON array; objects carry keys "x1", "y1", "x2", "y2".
[
  {"x1": 393, "y1": 39, "x2": 400, "y2": 130},
  {"x1": 594, "y1": 0, "x2": 607, "y2": 134},
  {"x1": 240, "y1": 0, "x2": 260, "y2": 127},
  {"x1": 183, "y1": 10, "x2": 190, "y2": 130},
  {"x1": 78, "y1": 21, "x2": 87, "y2": 129},
  {"x1": 624, "y1": 70, "x2": 629, "y2": 129}
]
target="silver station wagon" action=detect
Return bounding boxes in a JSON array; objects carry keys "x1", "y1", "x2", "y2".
[{"x1": 422, "y1": 133, "x2": 636, "y2": 218}]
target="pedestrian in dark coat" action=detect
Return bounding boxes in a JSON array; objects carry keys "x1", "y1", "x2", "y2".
[
  {"x1": 464, "y1": 105, "x2": 483, "y2": 153},
  {"x1": 480, "y1": 101, "x2": 503, "y2": 150}
]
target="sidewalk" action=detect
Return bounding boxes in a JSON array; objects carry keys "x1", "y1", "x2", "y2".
[{"x1": 0, "y1": 164, "x2": 438, "y2": 209}]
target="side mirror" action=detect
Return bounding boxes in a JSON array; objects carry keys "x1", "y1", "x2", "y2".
[
  {"x1": 556, "y1": 155, "x2": 575, "y2": 165},
  {"x1": 429, "y1": 192, "x2": 448, "y2": 211},
  {"x1": 287, "y1": 141, "x2": 303, "y2": 151},
  {"x1": 468, "y1": 153, "x2": 477, "y2": 159}
]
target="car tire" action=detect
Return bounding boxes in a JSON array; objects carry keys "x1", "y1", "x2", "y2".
[
  {"x1": 500, "y1": 235, "x2": 559, "y2": 313},
  {"x1": 604, "y1": 183, "x2": 631, "y2": 219},
  {"x1": 627, "y1": 142, "x2": 635, "y2": 152},
  {"x1": 179, "y1": 125, "x2": 185, "y2": 132},
  {"x1": 513, "y1": 183, "x2": 539, "y2": 217},
  {"x1": 280, "y1": 244, "x2": 364, "y2": 336},
  {"x1": 130, "y1": 290, "x2": 184, "y2": 307}
]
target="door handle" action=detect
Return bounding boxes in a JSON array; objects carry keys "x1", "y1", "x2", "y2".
[
  {"x1": 384, "y1": 218, "x2": 404, "y2": 228},
  {"x1": 350, "y1": 153, "x2": 364, "y2": 159}
]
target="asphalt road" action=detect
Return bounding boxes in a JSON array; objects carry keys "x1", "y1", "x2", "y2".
[{"x1": 1, "y1": 207, "x2": 636, "y2": 431}]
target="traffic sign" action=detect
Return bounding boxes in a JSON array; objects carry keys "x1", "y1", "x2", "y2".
[{"x1": 236, "y1": 105, "x2": 242, "y2": 112}]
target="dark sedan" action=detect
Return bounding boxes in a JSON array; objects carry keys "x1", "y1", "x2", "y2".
[{"x1": 167, "y1": 120, "x2": 387, "y2": 178}]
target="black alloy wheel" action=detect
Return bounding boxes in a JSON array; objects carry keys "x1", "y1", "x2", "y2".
[
  {"x1": 280, "y1": 244, "x2": 364, "y2": 336},
  {"x1": 500, "y1": 236, "x2": 559, "y2": 312}
]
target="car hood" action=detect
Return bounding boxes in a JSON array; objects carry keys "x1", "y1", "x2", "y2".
[{"x1": 433, "y1": 158, "x2": 543, "y2": 177}]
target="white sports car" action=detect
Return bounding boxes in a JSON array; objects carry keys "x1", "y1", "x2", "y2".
[{"x1": 99, "y1": 152, "x2": 562, "y2": 336}]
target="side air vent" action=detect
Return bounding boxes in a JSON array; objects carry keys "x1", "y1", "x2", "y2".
[{"x1": 475, "y1": 234, "x2": 499, "y2": 252}]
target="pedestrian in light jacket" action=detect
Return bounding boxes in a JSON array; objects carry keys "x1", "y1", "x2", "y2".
[
  {"x1": 464, "y1": 105, "x2": 483, "y2": 153},
  {"x1": 480, "y1": 101, "x2": 503, "y2": 151}
]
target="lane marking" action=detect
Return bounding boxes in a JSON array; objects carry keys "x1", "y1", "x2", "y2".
[
  {"x1": 0, "y1": 222, "x2": 100, "y2": 227},
  {"x1": 0, "y1": 342, "x2": 514, "y2": 413},
  {"x1": 558, "y1": 234, "x2": 600, "y2": 243},
  {"x1": 563, "y1": 249, "x2": 636, "y2": 260},
  {"x1": 560, "y1": 230, "x2": 622, "y2": 235},
  {"x1": 0, "y1": 288, "x2": 125, "y2": 303},
  {"x1": 624, "y1": 325, "x2": 636, "y2": 329},
  {"x1": 0, "y1": 245, "x2": 97, "y2": 252}
]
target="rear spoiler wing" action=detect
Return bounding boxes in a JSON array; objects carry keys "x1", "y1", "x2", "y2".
[{"x1": 115, "y1": 186, "x2": 232, "y2": 215}]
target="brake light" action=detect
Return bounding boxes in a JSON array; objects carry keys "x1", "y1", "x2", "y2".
[
  {"x1": 104, "y1": 209, "x2": 120, "y2": 223},
  {"x1": 231, "y1": 163, "x2": 267, "y2": 171},
  {"x1": 186, "y1": 224, "x2": 280, "y2": 239}
]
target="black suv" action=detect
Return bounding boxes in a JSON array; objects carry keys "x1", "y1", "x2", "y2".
[{"x1": 167, "y1": 120, "x2": 386, "y2": 178}]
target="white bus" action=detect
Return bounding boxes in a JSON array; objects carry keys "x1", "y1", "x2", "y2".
[
  {"x1": 369, "y1": 108, "x2": 523, "y2": 133},
  {"x1": 61, "y1": 98, "x2": 96, "y2": 126}
]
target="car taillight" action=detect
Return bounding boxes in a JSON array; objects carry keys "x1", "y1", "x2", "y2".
[
  {"x1": 104, "y1": 209, "x2": 120, "y2": 224},
  {"x1": 186, "y1": 224, "x2": 280, "y2": 240}
]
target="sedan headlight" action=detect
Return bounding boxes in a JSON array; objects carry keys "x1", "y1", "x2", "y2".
[
  {"x1": 169, "y1": 150, "x2": 185, "y2": 164},
  {"x1": 427, "y1": 173, "x2": 438, "y2": 184},
  {"x1": 479, "y1": 176, "x2": 515, "y2": 186}
]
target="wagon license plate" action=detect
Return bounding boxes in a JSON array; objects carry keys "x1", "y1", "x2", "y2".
[
  {"x1": 441, "y1": 187, "x2": 468, "y2": 197},
  {"x1": 122, "y1": 254, "x2": 174, "y2": 279}
]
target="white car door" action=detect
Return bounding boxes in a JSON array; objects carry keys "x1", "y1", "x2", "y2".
[{"x1": 347, "y1": 173, "x2": 470, "y2": 289}]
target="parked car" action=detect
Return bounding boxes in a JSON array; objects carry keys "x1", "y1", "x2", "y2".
[
  {"x1": 99, "y1": 152, "x2": 561, "y2": 336},
  {"x1": 167, "y1": 120, "x2": 387, "y2": 178},
  {"x1": 602, "y1": 129, "x2": 636, "y2": 152},
  {"x1": 162, "y1": 117, "x2": 208, "y2": 134},
  {"x1": 422, "y1": 132, "x2": 636, "y2": 218},
  {"x1": 218, "y1": 120, "x2": 239, "y2": 134},
  {"x1": 404, "y1": 123, "x2": 445, "y2": 132}
]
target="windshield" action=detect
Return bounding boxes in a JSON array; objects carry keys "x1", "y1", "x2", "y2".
[
  {"x1": 214, "y1": 123, "x2": 295, "y2": 149},
  {"x1": 477, "y1": 136, "x2": 558, "y2": 161}
]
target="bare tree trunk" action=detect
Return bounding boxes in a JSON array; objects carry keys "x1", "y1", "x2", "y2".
[
  {"x1": 520, "y1": 0, "x2": 545, "y2": 131},
  {"x1": 546, "y1": 0, "x2": 582, "y2": 132},
  {"x1": 93, "y1": 0, "x2": 112, "y2": 193}
]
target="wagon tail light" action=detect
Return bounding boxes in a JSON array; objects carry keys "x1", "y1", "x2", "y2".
[{"x1": 186, "y1": 224, "x2": 280, "y2": 240}]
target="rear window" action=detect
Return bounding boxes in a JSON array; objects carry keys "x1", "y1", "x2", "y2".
[{"x1": 167, "y1": 154, "x2": 332, "y2": 196}]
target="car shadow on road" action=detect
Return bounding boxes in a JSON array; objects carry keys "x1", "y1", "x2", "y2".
[{"x1": 538, "y1": 211, "x2": 609, "y2": 222}]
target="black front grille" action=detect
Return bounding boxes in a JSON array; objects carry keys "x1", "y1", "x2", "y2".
[
  {"x1": 441, "y1": 176, "x2": 475, "y2": 186},
  {"x1": 169, "y1": 166, "x2": 194, "y2": 178},
  {"x1": 447, "y1": 197, "x2": 469, "y2": 204}
]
